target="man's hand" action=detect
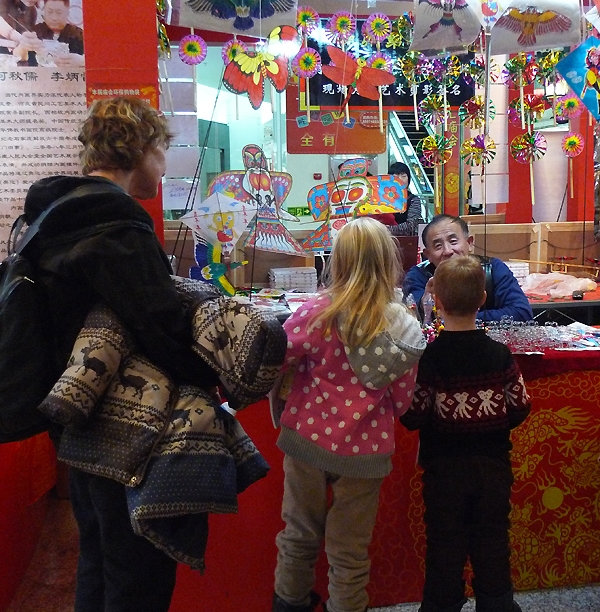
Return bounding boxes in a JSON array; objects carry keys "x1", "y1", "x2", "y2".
[
  {"x1": 12, "y1": 31, "x2": 42, "y2": 60},
  {"x1": 424, "y1": 277, "x2": 435, "y2": 296},
  {"x1": 54, "y1": 52, "x2": 85, "y2": 67}
]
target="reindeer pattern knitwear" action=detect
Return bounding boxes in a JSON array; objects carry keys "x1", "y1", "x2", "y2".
[{"x1": 278, "y1": 294, "x2": 426, "y2": 478}]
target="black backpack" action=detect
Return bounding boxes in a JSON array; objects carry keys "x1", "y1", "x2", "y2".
[{"x1": 0, "y1": 184, "x2": 123, "y2": 443}]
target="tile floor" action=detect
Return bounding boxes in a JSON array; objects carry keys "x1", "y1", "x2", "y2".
[{"x1": 6, "y1": 494, "x2": 600, "y2": 612}]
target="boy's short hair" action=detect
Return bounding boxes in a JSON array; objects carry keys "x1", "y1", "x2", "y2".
[
  {"x1": 434, "y1": 255, "x2": 485, "y2": 316},
  {"x1": 78, "y1": 97, "x2": 173, "y2": 175}
]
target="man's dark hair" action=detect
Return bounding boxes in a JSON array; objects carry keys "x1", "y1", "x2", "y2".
[{"x1": 422, "y1": 214, "x2": 469, "y2": 249}]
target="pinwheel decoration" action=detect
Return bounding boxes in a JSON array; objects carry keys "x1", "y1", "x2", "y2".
[
  {"x1": 399, "y1": 51, "x2": 432, "y2": 126},
  {"x1": 538, "y1": 50, "x2": 565, "y2": 124},
  {"x1": 462, "y1": 56, "x2": 500, "y2": 87},
  {"x1": 387, "y1": 13, "x2": 413, "y2": 49},
  {"x1": 223, "y1": 25, "x2": 300, "y2": 110},
  {"x1": 418, "y1": 95, "x2": 449, "y2": 128},
  {"x1": 503, "y1": 53, "x2": 539, "y2": 129},
  {"x1": 179, "y1": 33, "x2": 207, "y2": 65},
  {"x1": 292, "y1": 47, "x2": 321, "y2": 123},
  {"x1": 562, "y1": 131, "x2": 585, "y2": 198},
  {"x1": 297, "y1": 6, "x2": 320, "y2": 43},
  {"x1": 461, "y1": 135, "x2": 497, "y2": 170},
  {"x1": 417, "y1": 134, "x2": 453, "y2": 167},
  {"x1": 459, "y1": 96, "x2": 495, "y2": 130},
  {"x1": 507, "y1": 95, "x2": 548, "y2": 130},
  {"x1": 431, "y1": 55, "x2": 461, "y2": 128},
  {"x1": 556, "y1": 91, "x2": 584, "y2": 121},
  {"x1": 222, "y1": 38, "x2": 248, "y2": 65},
  {"x1": 511, "y1": 131, "x2": 547, "y2": 210},
  {"x1": 327, "y1": 11, "x2": 356, "y2": 47},
  {"x1": 362, "y1": 13, "x2": 392, "y2": 50}
]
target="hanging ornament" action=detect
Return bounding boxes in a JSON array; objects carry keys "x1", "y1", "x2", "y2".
[
  {"x1": 418, "y1": 95, "x2": 449, "y2": 128},
  {"x1": 507, "y1": 95, "x2": 548, "y2": 130},
  {"x1": 399, "y1": 51, "x2": 432, "y2": 127},
  {"x1": 417, "y1": 134, "x2": 453, "y2": 166},
  {"x1": 157, "y1": 19, "x2": 171, "y2": 60},
  {"x1": 327, "y1": 11, "x2": 356, "y2": 47},
  {"x1": 461, "y1": 135, "x2": 497, "y2": 169},
  {"x1": 562, "y1": 131, "x2": 585, "y2": 198},
  {"x1": 222, "y1": 38, "x2": 248, "y2": 65},
  {"x1": 292, "y1": 47, "x2": 322, "y2": 124},
  {"x1": 179, "y1": 33, "x2": 207, "y2": 65},
  {"x1": 459, "y1": 96, "x2": 496, "y2": 130},
  {"x1": 556, "y1": 91, "x2": 584, "y2": 120},
  {"x1": 297, "y1": 6, "x2": 320, "y2": 42}
]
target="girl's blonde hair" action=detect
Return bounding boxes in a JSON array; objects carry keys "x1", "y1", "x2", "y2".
[{"x1": 311, "y1": 217, "x2": 404, "y2": 348}]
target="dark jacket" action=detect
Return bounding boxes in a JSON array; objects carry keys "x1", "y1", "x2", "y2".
[
  {"x1": 33, "y1": 22, "x2": 84, "y2": 55},
  {"x1": 402, "y1": 255, "x2": 533, "y2": 322},
  {"x1": 24, "y1": 174, "x2": 218, "y2": 387}
]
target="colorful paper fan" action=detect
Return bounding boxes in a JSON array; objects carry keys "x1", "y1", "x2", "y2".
[
  {"x1": 462, "y1": 56, "x2": 500, "y2": 87},
  {"x1": 502, "y1": 53, "x2": 538, "y2": 88},
  {"x1": 417, "y1": 134, "x2": 453, "y2": 166},
  {"x1": 368, "y1": 51, "x2": 394, "y2": 72},
  {"x1": 431, "y1": 55, "x2": 461, "y2": 87},
  {"x1": 179, "y1": 34, "x2": 207, "y2": 65},
  {"x1": 461, "y1": 135, "x2": 496, "y2": 167},
  {"x1": 510, "y1": 132, "x2": 547, "y2": 164},
  {"x1": 297, "y1": 6, "x2": 320, "y2": 37},
  {"x1": 507, "y1": 95, "x2": 548, "y2": 127},
  {"x1": 362, "y1": 13, "x2": 392, "y2": 45},
  {"x1": 562, "y1": 131, "x2": 585, "y2": 157},
  {"x1": 387, "y1": 13, "x2": 413, "y2": 49},
  {"x1": 538, "y1": 50, "x2": 565, "y2": 87},
  {"x1": 292, "y1": 47, "x2": 321, "y2": 78},
  {"x1": 327, "y1": 11, "x2": 356, "y2": 46},
  {"x1": 459, "y1": 96, "x2": 495, "y2": 129},
  {"x1": 418, "y1": 95, "x2": 449, "y2": 127},
  {"x1": 556, "y1": 92, "x2": 584, "y2": 120},
  {"x1": 399, "y1": 51, "x2": 432, "y2": 85},
  {"x1": 222, "y1": 38, "x2": 248, "y2": 66}
]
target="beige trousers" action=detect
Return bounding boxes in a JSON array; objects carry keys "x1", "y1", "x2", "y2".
[{"x1": 274, "y1": 455, "x2": 384, "y2": 612}]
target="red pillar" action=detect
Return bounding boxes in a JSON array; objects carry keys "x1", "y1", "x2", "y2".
[
  {"x1": 81, "y1": 0, "x2": 165, "y2": 240},
  {"x1": 567, "y1": 111, "x2": 595, "y2": 222}
]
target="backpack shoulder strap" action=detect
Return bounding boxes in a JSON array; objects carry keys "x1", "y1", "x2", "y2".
[
  {"x1": 11, "y1": 183, "x2": 125, "y2": 256},
  {"x1": 476, "y1": 255, "x2": 495, "y2": 310}
]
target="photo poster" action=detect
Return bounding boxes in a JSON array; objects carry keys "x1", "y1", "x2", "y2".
[{"x1": 0, "y1": 0, "x2": 86, "y2": 258}]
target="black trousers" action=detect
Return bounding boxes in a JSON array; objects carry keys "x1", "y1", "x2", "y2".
[
  {"x1": 420, "y1": 454, "x2": 514, "y2": 610},
  {"x1": 69, "y1": 468, "x2": 178, "y2": 612}
]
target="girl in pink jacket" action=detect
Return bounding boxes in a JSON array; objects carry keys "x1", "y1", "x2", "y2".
[{"x1": 271, "y1": 217, "x2": 426, "y2": 612}]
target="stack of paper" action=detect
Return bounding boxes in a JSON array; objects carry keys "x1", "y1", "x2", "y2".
[
  {"x1": 269, "y1": 267, "x2": 318, "y2": 293},
  {"x1": 506, "y1": 261, "x2": 530, "y2": 285}
]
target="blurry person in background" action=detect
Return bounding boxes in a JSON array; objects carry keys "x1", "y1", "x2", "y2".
[
  {"x1": 0, "y1": 0, "x2": 43, "y2": 62},
  {"x1": 34, "y1": 0, "x2": 84, "y2": 67}
]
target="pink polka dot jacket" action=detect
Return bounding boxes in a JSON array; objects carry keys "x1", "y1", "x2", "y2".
[{"x1": 277, "y1": 294, "x2": 426, "y2": 478}]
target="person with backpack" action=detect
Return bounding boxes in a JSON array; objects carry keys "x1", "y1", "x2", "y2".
[
  {"x1": 23, "y1": 97, "x2": 219, "y2": 612},
  {"x1": 270, "y1": 217, "x2": 426, "y2": 612}
]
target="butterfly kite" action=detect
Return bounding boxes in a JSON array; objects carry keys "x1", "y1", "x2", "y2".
[
  {"x1": 495, "y1": 7, "x2": 571, "y2": 47},
  {"x1": 321, "y1": 45, "x2": 396, "y2": 109},
  {"x1": 223, "y1": 25, "x2": 300, "y2": 109}
]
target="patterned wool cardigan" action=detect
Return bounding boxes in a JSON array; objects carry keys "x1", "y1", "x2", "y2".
[{"x1": 39, "y1": 278, "x2": 287, "y2": 569}]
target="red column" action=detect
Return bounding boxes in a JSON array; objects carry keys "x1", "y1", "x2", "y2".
[
  {"x1": 567, "y1": 111, "x2": 595, "y2": 222},
  {"x1": 81, "y1": 0, "x2": 165, "y2": 240}
]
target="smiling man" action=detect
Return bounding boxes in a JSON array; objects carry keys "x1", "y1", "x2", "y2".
[{"x1": 402, "y1": 214, "x2": 533, "y2": 322}]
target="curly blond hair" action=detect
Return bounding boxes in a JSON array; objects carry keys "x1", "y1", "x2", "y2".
[{"x1": 78, "y1": 97, "x2": 173, "y2": 175}]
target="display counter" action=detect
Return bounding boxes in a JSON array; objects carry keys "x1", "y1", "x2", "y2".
[
  {"x1": 528, "y1": 287, "x2": 600, "y2": 326},
  {"x1": 0, "y1": 434, "x2": 56, "y2": 611},
  {"x1": 170, "y1": 349, "x2": 600, "y2": 611}
]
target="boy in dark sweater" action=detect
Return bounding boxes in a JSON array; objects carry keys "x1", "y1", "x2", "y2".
[{"x1": 400, "y1": 255, "x2": 531, "y2": 612}]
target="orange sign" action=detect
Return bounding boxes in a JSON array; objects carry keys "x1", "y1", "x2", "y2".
[
  {"x1": 287, "y1": 81, "x2": 386, "y2": 155},
  {"x1": 86, "y1": 84, "x2": 159, "y2": 108}
]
